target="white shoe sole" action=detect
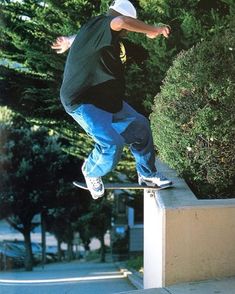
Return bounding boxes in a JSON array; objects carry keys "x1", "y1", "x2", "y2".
[{"x1": 91, "y1": 192, "x2": 104, "y2": 200}]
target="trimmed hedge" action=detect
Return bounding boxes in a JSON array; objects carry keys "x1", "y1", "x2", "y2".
[{"x1": 150, "y1": 30, "x2": 235, "y2": 199}]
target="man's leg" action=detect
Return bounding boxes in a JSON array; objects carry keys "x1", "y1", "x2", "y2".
[
  {"x1": 112, "y1": 102, "x2": 172, "y2": 187},
  {"x1": 69, "y1": 104, "x2": 125, "y2": 177},
  {"x1": 112, "y1": 102, "x2": 156, "y2": 177}
]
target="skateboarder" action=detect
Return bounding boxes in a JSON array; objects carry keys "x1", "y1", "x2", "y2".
[{"x1": 52, "y1": 0, "x2": 172, "y2": 199}]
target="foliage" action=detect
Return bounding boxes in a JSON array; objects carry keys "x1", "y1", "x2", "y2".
[
  {"x1": 0, "y1": 0, "x2": 137, "y2": 177},
  {"x1": 0, "y1": 0, "x2": 234, "y2": 249},
  {"x1": 112, "y1": 234, "x2": 129, "y2": 255},
  {"x1": 150, "y1": 29, "x2": 235, "y2": 199},
  {"x1": 0, "y1": 106, "x2": 83, "y2": 269},
  {"x1": 0, "y1": 0, "x2": 97, "y2": 168},
  {"x1": 0, "y1": 1, "x2": 129, "y2": 265},
  {"x1": 1, "y1": 0, "x2": 232, "y2": 178},
  {"x1": 85, "y1": 249, "x2": 100, "y2": 261},
  {"x1": 126, "y1": 255, "x2": 143, "y2": 272},
  {"x1": 45, "y1": 181, "x2": 92, "y2": 260},
  {"x1": 125, "y1": 0, "x2": 232, "y2": 114},
  {"x1": 78, "y1": 196, "x2": 113, "y2": 262},
  {"x1": 0, "y1": 105, "x2": 114, "y2": 266}
]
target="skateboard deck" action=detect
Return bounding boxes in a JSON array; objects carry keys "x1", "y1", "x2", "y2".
[{"x1": 73, "y1": 181, "x2": 173, "y2": 191}]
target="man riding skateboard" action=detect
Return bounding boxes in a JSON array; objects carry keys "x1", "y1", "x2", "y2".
[{"x1": 52, "y1": 0, "x2": 172, "y2": 199}]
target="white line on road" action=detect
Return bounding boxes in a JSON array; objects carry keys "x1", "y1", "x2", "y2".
[{"x1": 0, "y1": 273, "x2": 132, "y2": 285}]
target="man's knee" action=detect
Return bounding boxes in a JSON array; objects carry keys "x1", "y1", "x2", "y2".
[{"x1": 135, "y1": 115, "x2": 151, "y2": 134}]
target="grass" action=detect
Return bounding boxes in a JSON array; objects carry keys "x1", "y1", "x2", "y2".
[{"x1": 126, "y1": 255, "x2": 143, "y2": 272}]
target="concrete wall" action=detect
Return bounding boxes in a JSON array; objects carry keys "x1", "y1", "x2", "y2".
[
  {"x1": 165, "y1": 205, "x2": 235, "y2": 285},
  {"x1": 144, "y1": 160, "x2": 235, "y2": 289}
]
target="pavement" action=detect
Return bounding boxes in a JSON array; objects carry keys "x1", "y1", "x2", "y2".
[
  {"x1": 117, "y1": 263, "x2": 235, "y2": 294},
  {"x1": 0, "y1": 260, "x2": 136, "y2": 294},
  {"x1": 1, "y1": 260, "x2": 235, "y2": 294},
  {"x1": 119, "y1": 277, "x2": 235, "y2": 294}
]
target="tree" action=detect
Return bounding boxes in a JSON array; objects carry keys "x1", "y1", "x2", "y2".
[
  {"x1": 0, "y1": 1, "x2": 137, "y2": 267},
  {"x1": 150, "y1": 27, "x2": 235, "y2": 199},
  {"x1": 1, "y1": 0, "x2": 233, "y2": 125},
  {"x1": 2, "y1": 2, "x2": 233, "y2": 264},
  {"x1": 45, "y1": 182, "x2": 91, "y2": 261},
  {"x1": 0, "y1": 0, "x2": 137, "y2": 177},
  {"x1": 125, "y1": 0, "x2": 233, "y2": 114},
  {"x1": 0, "y1": 106, "x2": 82, "y2": 270},
  {"x1": 79, "y1": 196, "x2": 113, "y2": 262}
]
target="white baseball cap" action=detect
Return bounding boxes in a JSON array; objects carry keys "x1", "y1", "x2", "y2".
[{"x1": 109, "y1": 0, "x2": 137, "y2": 19}]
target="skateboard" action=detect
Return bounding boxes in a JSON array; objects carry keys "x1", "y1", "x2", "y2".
[{"x1": 73, "y1": 181, "x2": 173, "y2": 191}]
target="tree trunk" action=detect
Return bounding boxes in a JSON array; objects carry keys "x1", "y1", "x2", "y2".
[
  {"x1": 41, "y1": 212, "x2": 46, "y2": 266},
  {"x1": 23, "y1": 229, "x2": 33, "y2": 271},
  {"x1": 100, "y1": 234, "x2": 106, "y2": 263},
  {"x1": 84, "y1": 242, "x2": 90, "y2": 252},
  {"x1": 57, "y1": 237, "x2": 62, "y2": 261},
  {"x1": 84, "y1": 242, "x2": 90, "y2": 260},
  {"x1": 67, "y1": 241, "x2": 73, "y2": 261}
]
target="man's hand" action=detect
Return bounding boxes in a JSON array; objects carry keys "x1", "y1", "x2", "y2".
[
  {"x1": 51, "y1": 36, "x2": 71, "y2": 54},
  {"x1": 146, "y1": 26, "x2": 170, "y2": 39}
]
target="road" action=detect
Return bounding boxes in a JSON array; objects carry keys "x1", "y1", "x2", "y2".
[{"x1": 0, "y1": 260, "x2": 136, "y2": 294}]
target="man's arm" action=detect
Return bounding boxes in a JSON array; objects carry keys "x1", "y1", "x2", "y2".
[
  {"x1": 110, "y1": 16, "x2": 170, "y2": 39},
  {"x1": 51, "y1": 35, "x2": 76, "y2": 54}
]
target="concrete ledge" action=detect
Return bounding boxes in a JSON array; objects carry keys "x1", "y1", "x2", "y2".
[
  {"x1": 144, "y1": 159, "x2": 235, "y2": 288},
  {"x1": 116, "y1": 263, "x2": 143, "y2": 290},
  {"x1": 127, "y1": 269, "x2": 143, "y2": 290},
  {"x1": 119, "y1": 289, "x2": 168, "y2": 294},
  {"x1": 118, "y1": 276, "x2": 235, "y2": 294}
]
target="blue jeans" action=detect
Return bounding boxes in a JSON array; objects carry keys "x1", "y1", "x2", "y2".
[{"x1": 68, "y1": 102, "x2": 157, "y2": 178}]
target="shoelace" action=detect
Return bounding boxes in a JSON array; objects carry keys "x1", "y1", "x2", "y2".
[{"x1": 89, "y1": 177, "x2": 102, "y2": 189}]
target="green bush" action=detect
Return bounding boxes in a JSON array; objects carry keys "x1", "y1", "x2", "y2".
[
  {"x1": 126, "y1": 255, "x2": 143, "y2": 272},
  {"x1": 125, "y1": 0, "x2": 233, "y2": 115},
  {"x1": 85, "y1": 249, "x2": 100, "y2": 261},
  {"x1": 150, "y1": 29, "x2": 235, "y2": 199}
]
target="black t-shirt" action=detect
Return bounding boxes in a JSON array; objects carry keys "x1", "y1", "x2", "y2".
[{"x1": 60, "y1": 15, "x2": 125, "y2": 113}]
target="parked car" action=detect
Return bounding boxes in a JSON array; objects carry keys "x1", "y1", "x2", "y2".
[
  {"x1": 0, "y1": 241, "x2": 25, "y2": 270},
  {"x1": 10, "y1": 240, "x2": 43, "y2": 264}
]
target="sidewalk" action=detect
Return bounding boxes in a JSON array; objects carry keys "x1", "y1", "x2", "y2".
[
  {"x1": 116, "y1": 262, "x2": 235, "y2": 294},
  {"x1": 0, "y1": 260, "x2": 136, "y2": 294},
  {"x1": 119, "y1": 276, "x2": 235, "y2": 294}
]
